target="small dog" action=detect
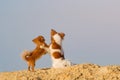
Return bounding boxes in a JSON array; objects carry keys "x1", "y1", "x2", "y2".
[
  {"x1": 40, "y1": 29, "x2": 72, "y2": 68},
  {"x1": 21, "y1": 36, "x2": 48, "y2": 71}
]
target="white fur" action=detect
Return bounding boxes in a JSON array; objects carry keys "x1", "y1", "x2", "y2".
[
  {"x1": 52, "y1": 59, "x2": 72, "y2": 68},
  {"x1": 53, "y1": 34, "x2": 62, "y2": 45}
]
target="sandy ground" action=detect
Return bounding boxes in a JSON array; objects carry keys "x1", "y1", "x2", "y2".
[{"x1": 0, "y1": 63, "x2": 120, "y2": 80}]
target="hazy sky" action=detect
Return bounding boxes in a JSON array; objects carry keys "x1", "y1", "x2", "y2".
[{"x1": 0, "y1": 0, "x2": 120, "y2": 72}]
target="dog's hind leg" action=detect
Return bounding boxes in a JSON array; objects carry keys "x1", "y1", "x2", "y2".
[
  {"x1": 28, "y1": 66, "x2": 30, "y2": 71},
  {"x1": 31, "y1": 63, "x2": 35, "y2": 71}
]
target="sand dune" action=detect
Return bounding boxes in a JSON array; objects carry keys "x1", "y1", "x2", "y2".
[{"x1": 0, "y1": 63, "x2": 120, "y2": 80}]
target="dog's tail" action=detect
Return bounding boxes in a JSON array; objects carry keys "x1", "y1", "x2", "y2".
[{"x1": 21, "y1": 50, "x2": 32, "y2": 61}]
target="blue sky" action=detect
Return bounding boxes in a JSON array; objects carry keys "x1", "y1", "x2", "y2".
[{"x1": 0, "y1": 0, "x2": 120, "y2": 72}]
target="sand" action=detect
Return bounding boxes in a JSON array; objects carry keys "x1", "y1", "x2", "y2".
[{"x1": 0, "y1": 63, "x2": 120, "y2": 80}]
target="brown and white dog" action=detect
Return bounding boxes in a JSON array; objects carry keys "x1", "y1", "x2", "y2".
[
  {"x1": 21, "y1": 36, "x2": 48, "y2": 71},
  {"x1": 40, "y1": 29, "x2": 72, "y2": 68}
]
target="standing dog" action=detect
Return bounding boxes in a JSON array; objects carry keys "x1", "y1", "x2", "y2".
[
  {"x1": 21, "y1": 36, "x2": 48, "y2": 71},
  {"x1": 40, "y1": 29, "x2": 72, "y2": 68}
]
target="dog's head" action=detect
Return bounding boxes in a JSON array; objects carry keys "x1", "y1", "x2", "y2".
[
  {"x1": 32, "y1": 35, "x2": 49, "y2": 54},
  {"x1": 51, "y1": 29, "x2": 65, "y2": 43},
  {"x1": 32, "y1": 36, "x2": 45, "y2": 46}
]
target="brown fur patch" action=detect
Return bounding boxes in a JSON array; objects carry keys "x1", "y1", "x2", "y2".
[
  {"x1": 51, "y1": 29, "x2": 57, "y2": 36},
  {"x1": 25, "y1": 47, "x2": 46, "y2": 61},
  {"x1": 52, "y1": 42, "x2": 61, "y2": 49},
  {"x1": 51, "y1": 29, "x2": 57, "y2": 42},
  {"x1": 52, "y1": 52, "x2": 64, "y2": 59},
  {"x1": 59, "y1": 33, "x2": 65, "y2": 39}
]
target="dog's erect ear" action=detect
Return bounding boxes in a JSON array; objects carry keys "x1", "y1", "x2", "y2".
[
  {"x1": 51, "y1": 29, "x2": 57, "y2": 36},
  {"x1": 59, "y1": 33, "x2": 65, "y2": 39}
]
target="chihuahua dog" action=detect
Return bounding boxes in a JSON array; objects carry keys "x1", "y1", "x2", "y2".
[{"x1": 21, "y1": 36, "x2": 48, "y2": 71}]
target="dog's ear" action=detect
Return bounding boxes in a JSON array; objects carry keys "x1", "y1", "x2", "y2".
[
  {"x1": 39, "y1": 36, "x2": 45, "y2": 42},
  {"x1": 59, "y1": 33, "x2": 65, "y2": 39},
  {"x1": 51, "y1": 29, "x2": 57, "y2": 36}
]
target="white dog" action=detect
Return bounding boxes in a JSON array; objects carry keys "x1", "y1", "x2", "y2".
[{"x1": 40, "y1": 29, "x2": 73, "y2": 68}]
